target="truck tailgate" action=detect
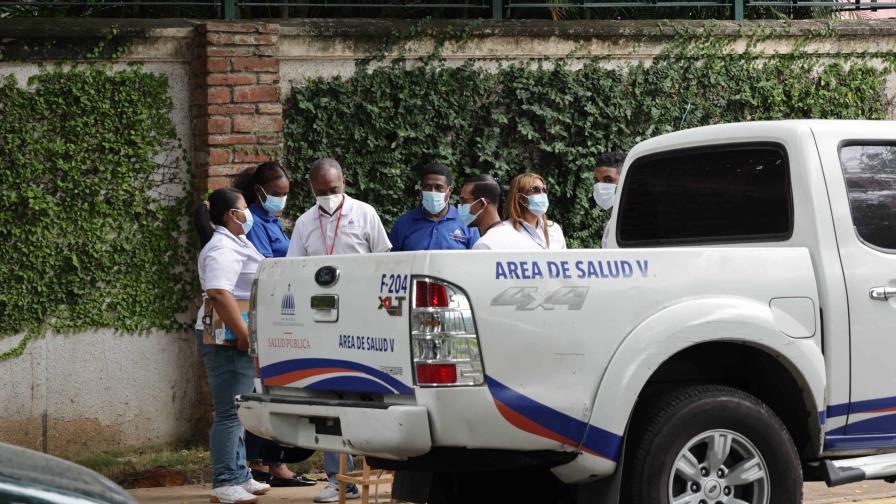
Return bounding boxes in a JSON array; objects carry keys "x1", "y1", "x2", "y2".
[{"x1": 254, "y1": 252, "x2": 416, "y2": 396}]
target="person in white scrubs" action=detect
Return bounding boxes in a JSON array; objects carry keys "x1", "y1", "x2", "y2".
[
  {"x1": 194, "y1": 187, "x2": 270, "y2": 504},
  {"x1": 504, "y1": 172, "x2": 567, "y2": 250}
]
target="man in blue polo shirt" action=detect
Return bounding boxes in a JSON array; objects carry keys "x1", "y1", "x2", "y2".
[{"x1": 390, "y1": 161, "x2": 479, "y2": 251}]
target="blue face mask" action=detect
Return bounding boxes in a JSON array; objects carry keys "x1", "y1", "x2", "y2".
[
  {"x1": 260, "y1": 186, "x2": 287, "y2": 214},
  {"x1": 422, "y1": 191, "x2": 447, "y2": 215},
  {"x1": 235, "y1": 208, "x2": 254, "y2": 235},
  {"x1": 525, "y1": 194, "x2": 549, "y2": 217},
  {"x1": 457, "y1": 200, "x2": 483, "y2": 227}
]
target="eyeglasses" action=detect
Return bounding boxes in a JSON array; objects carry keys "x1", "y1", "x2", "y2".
[{"x1": 525, "y1": 186, "x2": 548, "y2": 195}]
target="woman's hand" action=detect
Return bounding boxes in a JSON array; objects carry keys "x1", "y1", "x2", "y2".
[{"x1": 207, "y1": 288, "x2": 250, "y2": 352}]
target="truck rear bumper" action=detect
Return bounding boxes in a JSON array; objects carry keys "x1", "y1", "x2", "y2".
[{"x1": 236, "y1": 393, "x2": 432, "y2": 460}]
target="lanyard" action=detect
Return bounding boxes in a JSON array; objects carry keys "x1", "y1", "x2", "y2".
[
  {"x1": 521, "y1": 221, "x2": 547, "y2": 249},
  {"x1": 482, "y1": 220, "x2": 503, "y2": 235},
  {"x1": 318, "y1": 204, "x2": 344, "y2": 256}
]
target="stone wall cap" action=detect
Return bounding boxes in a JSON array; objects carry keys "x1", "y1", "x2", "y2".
[
  {"x1": 277, "y1": 18, "x2": 896, "y2": 38},
  {"x1": 1, "y1": 17, "x2": 894, "y2": 41},
  {"x1": 0, "y1": 18, "x2": 194, "y2": 38}
]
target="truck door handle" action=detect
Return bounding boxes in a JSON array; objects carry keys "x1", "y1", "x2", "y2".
[{"x1": 869, "y1": 287, "x2": 896, "y2": 301}]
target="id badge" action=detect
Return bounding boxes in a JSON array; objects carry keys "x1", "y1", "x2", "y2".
[{"x1": 215, "y1": 328, "x2": 226, "y2": 345}]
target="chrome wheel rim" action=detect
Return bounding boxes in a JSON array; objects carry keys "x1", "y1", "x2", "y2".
[{"x1": 668, "y1": 429, "x2": 770, "y2": 504}]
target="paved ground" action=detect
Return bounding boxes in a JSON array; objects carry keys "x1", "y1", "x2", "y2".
[
  {"x1": 129, "y1": 483, "x2": 387, "y2": 503},
  {"x1": 130, "y1": 481, "x2": 896, "y2": 504}
]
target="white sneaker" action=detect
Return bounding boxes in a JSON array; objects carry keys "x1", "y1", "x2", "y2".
[
  {"x1": 242, "y1": 478, "x2": 271, "y2": 495},
  {"x1": 210, "y1": 484, "x2": 258, "y2": 504},
  {"x1": 313, "y1": 482, "x2": 360, "y2": 503}
]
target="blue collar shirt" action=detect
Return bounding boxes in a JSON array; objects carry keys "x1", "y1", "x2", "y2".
[
  {"x1": 389, "y1": 206, "x2": 480, "y2": 251},
  {"x1": 245, "y1": 202, "x2": 290, "y2": 258}
]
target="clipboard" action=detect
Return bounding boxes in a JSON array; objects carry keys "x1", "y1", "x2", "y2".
[{"x1": 202, "y1": 298, "x2": 251, "y2": 346}]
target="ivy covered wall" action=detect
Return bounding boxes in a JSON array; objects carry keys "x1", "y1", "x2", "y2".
[
  {"x1": 282, "y1": 24, "x2": 893, "y2": 249},
  {"x1": 0, "y1": 66, "x2": 194, "y2": 359}
]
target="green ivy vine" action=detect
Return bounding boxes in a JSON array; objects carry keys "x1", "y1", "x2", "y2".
[
  {"x1": 0, "y1": 66, "x2": 193, "y2": 360},
  {"x1": 284, "y1": 29, "x2": 892, "y2": 249}
]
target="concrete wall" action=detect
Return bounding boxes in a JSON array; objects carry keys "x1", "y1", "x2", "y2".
[
  {"x1": 0, "y1": 21, "x2": 202, "y2": 458},
  {"x1": 276, "y1": 19, "x2": 896, "y2": 103},
  {"x1": 2, "y1": 18, "x2": 896, "y2": 457},
  {"x1": 0, "y1": 330, "x2": 202, "y2": 458}
]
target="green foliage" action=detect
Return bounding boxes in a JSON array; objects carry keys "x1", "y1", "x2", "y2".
[
  {"x1": 0, "y1": 66, "x2": 193, "y2": 360},
  {"x1": 284, "y1": 39, "x2": 890, "y2": 248}
]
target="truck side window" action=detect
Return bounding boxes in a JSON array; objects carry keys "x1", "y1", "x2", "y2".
[
  {"x1": 617, "y1": 143, "x2": 793, "y2": 247},
  {"x1": 839, "y1": 144, "x2": 896, "y2": 251}
]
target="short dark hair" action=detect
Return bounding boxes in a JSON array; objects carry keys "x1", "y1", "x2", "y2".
[
  {"x1": 595, "y1": 151, "x2": 626, "y2": 170},
  {"x1": 413, "y1": 160, "x2": 453, "y2": 185},
  {"x1": 465, "y1": 173, "x2": 501, "y2": 205},
  {"x1": 310, "y1": 158, "x2": 343, "y2": 180}
]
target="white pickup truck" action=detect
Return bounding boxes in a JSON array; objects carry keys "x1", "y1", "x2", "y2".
[{"x1": 238, "y1": 120, "x2": 896, "y2": 504}]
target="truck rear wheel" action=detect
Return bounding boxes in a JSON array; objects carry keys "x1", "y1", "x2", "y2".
[{"x1": 624, "y1": 384, "x2": 801, "y2": 504}]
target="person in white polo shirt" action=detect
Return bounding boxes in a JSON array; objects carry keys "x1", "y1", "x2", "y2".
[
  {"x1": 457, "y1": 174, "x2": 541, "y2": 251},
  {"x1": 286, "y1": 158, "x2": 391, "y2": 503},
  {"x1": 286, "y1": 158, "x2": 391, "y2": 258},
  {"x1": 193, "y1": 187, "x2": 271, "y2": 504}
]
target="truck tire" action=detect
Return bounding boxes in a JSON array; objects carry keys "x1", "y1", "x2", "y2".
[{"x1": 624, "y1": 384, "x2": 802, "y2": 504}]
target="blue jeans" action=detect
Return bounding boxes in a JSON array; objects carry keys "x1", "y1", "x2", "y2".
[
  {"x1": 197, "y1": 330, "x2": 255, "y2": 488},
  {"x1": 324, "y1": 452, "x2": 354, "y2": 484}
]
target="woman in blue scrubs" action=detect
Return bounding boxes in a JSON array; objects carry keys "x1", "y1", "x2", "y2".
[{"x1": 234, "y1": 162, "x2": 318, "y2": 488}]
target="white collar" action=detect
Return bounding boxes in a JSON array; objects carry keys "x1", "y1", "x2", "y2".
[
  {"x1": 214, "y1": 226, "x2": 250, "y2": 247},
  {"x1": 519, "y1": 218, "x2": 544, "y2": 233}
]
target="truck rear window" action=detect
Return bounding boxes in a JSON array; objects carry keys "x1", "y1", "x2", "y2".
[
  {"x1": 617, "y1": 143, "x2": 793, "y2": 247},
  {"x1": 839, "y1": 144, "x2": 896, "y2": 251}
]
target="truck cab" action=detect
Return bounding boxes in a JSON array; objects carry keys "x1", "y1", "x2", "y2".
[{"x1": 238, "y1": 120, "x2": 896, "y2": 503}]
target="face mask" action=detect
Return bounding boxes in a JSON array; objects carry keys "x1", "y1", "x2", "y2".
[
  {"x1": 316, "y1": 194, "x2": 344, "y2": 214},
  {"x1": 457, "y1": 200, "x2": 483, "y2": 227},
  {"x1": 525, "y1": 194, "x2": 549, "y2": 217},
  {"x1": 422, "y1": 191, "x2": 447, "y2": 215},
  {"x1": 233, "y1": 208, "x2": 254, "y2": 235},
  {"x1": 593, "y1": 182, "x2": 617, "y2": 210},
  {"x1": 259, "y1": 187, "x2": 287, "y2": 214}
]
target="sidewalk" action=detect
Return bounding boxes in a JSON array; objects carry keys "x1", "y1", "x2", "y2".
[
  {"x1": 129, "y1": 481, "x2": 896, "y2": 504},
  {"x1": 129, "y1": 483, "x2": 391, "y2": 504}
]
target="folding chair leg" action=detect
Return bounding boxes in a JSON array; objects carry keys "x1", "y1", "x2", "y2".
[{"x1": 339, "y1": 454, "x2": 347, "y2": 504}]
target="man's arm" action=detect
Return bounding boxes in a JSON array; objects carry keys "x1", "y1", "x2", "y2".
[
  {"x1": 368, "y1": 210, "x2": 393, "y2": 253},
  {"x1": 286, "y1": 218, "x2": 307, "y2": 257},
  {"x1": 388, "y1": 218, "x2": 404, "y2": 252}
]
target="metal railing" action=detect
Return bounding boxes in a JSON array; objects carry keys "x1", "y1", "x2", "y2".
[
  {"x1": 225, "y1": 0, "x2": 494, "y2": 19},
  {"x1": 507, "y1": 0, "x2": 896, "y2": 19},
  {"x1": 1, "y1": 0, "x2": 893, "y2": 21}
]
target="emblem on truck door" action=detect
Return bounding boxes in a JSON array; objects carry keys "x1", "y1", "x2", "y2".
[
  {"x1": 378, "y1": 296, "x2": 406, "y2": 317},
  {"x1": 281, "y1": 284, "x2": 296, "y2": 316},
  {"x1": 314, "y1": 266, "x2": 339, "y2": 287}
]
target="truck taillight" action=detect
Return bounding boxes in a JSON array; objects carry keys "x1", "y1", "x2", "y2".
[
  {"x1": 415, "y1": 280, "x2": 449, "y2": 308},
  {"x1": 411, "y1": 277, "x2": 484, "y2": 387},
  {"x1": 248, "y1": 278, "x2": 259, "y2": 360}
]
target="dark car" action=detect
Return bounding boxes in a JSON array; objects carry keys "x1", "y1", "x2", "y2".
[{"x1": 0, "y1": 442, "x2": 136, "y2": 504}]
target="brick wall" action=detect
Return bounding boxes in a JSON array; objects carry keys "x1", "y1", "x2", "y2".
[{"x1": 192, "y1": 22, "x2": 283, "y2": 193}]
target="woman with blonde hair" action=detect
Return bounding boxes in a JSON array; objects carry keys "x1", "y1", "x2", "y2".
[{"x1": 505, "y1": 172, "x2": 567, "y2": 250}]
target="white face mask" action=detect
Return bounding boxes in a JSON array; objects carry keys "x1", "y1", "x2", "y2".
[
  {"x1": 593, "y1": 182, "x2": 617, "y2": 210},
  {"x1": 316, "y1": 194, "x2": 344, "y2": 214}
]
